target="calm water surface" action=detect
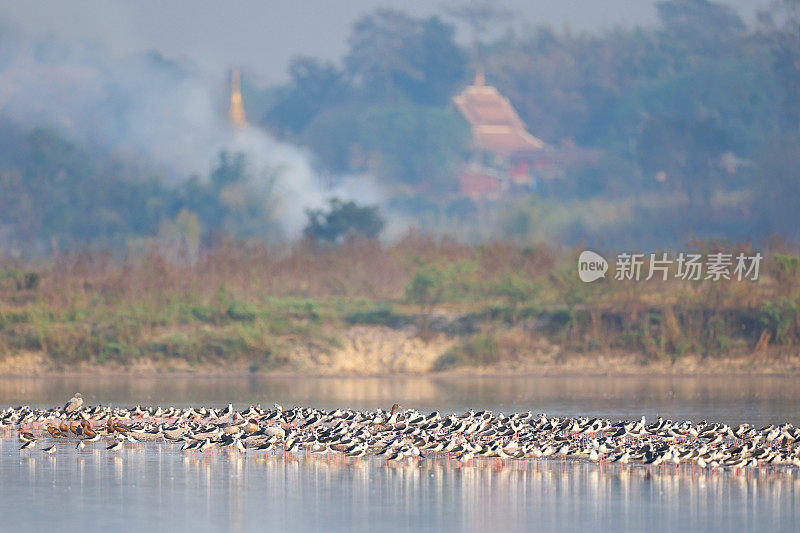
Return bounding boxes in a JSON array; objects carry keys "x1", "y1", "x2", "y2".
[{"x1": 0, "y1": 375, "x2": 798, "y2": 532}]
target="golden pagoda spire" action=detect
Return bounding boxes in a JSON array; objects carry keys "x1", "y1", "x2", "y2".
[{"x1": 229, "y1": 67, "x2": 247, "y2": 128}]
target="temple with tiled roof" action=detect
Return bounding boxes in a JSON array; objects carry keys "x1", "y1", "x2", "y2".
[
  {"x1": 453, "y1": 72, "x2": 544, "y2": 159},
  {"x1": 453, "y1": 73, "x2": 599, "y2": 199}
]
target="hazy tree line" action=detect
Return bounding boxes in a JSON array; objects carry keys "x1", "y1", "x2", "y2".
[
  {"x1": 1, "y1": 0, "x2": 799, "y2": 253},
  {"x1": 258, "y1": 0, "x2": 800, "y2": 244},
  {"x1": 0, "y1": 125, "x2": 281, "y2": 251},
  {"x1": 263, "y1": 10, "x2": 470, "y2": 191}
]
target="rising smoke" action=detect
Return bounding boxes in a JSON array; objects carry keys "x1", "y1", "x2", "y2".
[{"x1": 0, "y1": 22, "x2": 387, "y2": 239}]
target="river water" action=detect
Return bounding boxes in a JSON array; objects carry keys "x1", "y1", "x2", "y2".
[{"x1": 0, "y1": 375, "x2": 798, "y2": 532}]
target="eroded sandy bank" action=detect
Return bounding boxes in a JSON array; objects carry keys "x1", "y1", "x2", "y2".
[{"x1": 1, "y1": 325, "x2": 798, "y2": 377}]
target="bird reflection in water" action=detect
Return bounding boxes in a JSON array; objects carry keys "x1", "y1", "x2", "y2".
[
  {"x1": 2, "y1": 437, "x2": 798, "y2": 531},
  {"x1": 3, "y1": 392, "x2": 800, "y2": 531}
]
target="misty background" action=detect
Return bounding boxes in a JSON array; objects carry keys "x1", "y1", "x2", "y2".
[
  {"x1": 0, "y1": 0, "x2": 771, "y2": 79},
  {"x1": 0, "y1": 0, "x2": 797, "y2": 256}
]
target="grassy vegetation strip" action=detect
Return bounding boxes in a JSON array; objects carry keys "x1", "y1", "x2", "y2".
[{"x1": 0, "y1": 238, "x2": 798, "y2": 368}]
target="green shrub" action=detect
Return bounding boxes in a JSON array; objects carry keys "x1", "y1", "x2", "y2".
[
  {"x1": 345, "y1": 304, "x2": 399, "y2": 326},
  {"x1": 189, "y1": 305, "x2": 218, "y2": 323},
  {"x1": 227, "y1": 301, "x2": 257, "y2": 322},
  {"x1": 760, "y1": 298, "x2": 799, "y2": 345},
  {"x1": 445, "y1": 333, "x2": 499, "y2": 367}
]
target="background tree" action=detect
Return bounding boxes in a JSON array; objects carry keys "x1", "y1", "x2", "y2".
[
  {"x1": 395, "y1": 16, "x2": 467, "y2": 106},
  {"x1": 0, "y1": 125, "x2": 177, "y2": 248},
  {"x1": 637, "y1": 116, "x2": 729, "y2": 214},
  {"x1": 753, "y1": 136, "x2": 800, "y2": 242},
  {"x1": 263, "y1": 57, "x2": 349, "y2": 136},
  {"x1": 656, "y1": 0, "x2": 747, "y2": 62},
  {"x1": 303, "y1": 104, "x2": 469, "y2": 189},
  {"x1": 345, "y1": 10, "x2": 420, "y2": 103},
  {"x1": 198, "y1": 151, "x2": 280, "y2": 240},
  {"x1": 344, "y1": 10, "x2": 466, "y2": 106},
  {"x1": 757, "y1": 0, "x2": 800, "y2": 134},
  {"x1": 303, "y1": 198, "x2": 385, "y2": 243}
]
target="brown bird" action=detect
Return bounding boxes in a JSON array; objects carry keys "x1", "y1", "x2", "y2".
[
  {"x1": 244, "y1": 418, "x2": 259, "y2": 433},
  {"x1": 46, "y1": 425, "x2": 64, "y2": 438},
  {"x1": 108, "y1": 418, "x2": 131, "y2": 434},
  {"x1": 387, "y1": 403, "x2": 403, "y2": 425}
]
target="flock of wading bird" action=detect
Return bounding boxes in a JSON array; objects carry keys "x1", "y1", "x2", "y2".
[{"x1": 3, "y1": 393, "x2": 800, "y2": 471}]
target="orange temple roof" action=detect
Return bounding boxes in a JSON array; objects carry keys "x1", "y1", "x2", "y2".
[{"x1": 453, "y1": 77, "x2": 543, "y2": 157}]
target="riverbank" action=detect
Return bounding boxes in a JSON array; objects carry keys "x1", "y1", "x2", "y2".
[
  {"x1": 2, "y1": 240, "x2": 800, "y2": 375},
  {"x1": 1, "y1": 324, "x2": 798, "y2": 377}
]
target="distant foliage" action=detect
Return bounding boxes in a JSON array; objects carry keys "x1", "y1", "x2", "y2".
[
  {"x1": 263, "y1": 9, "x2": 468, "y2": 192},
  {"x1": 637, "y1": 116, "x2": 729, "y2": 212},
  {"x1": 0, "y1": 126, "x2": 281, "y2": 252},
  {"x1": 264, "y1": 57, "x2": 349, "y2": 136},
  {"x1": 753, "y1": 136, "x2": 800, "y2": 242},
  {"x1": 194, "y1": 150, "x2": 281, "y2": 241},
  {"x1": 0, "y1": 124, "x2": 177, "y2": 248},
  {"x1": 304, "y1": 104, "x2": 469, "y2": 189},
  {"x1": 303, "y1": 198, "x2": 385, "y2": 243},
  {"x1": 344, "y1": 10, "x2": 467, "y2": 105}
]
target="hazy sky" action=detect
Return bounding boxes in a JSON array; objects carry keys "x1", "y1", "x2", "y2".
[{"x1": 1, "y1": 0, "x2": 772, "y2": 83}]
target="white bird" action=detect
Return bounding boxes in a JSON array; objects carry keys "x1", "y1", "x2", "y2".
[
  {"x1": 235, "y1": 438, "x2": 246, "y2": 454},
  {"x1": 64, "y1": 393, "x2": 84, "y2": 414}
]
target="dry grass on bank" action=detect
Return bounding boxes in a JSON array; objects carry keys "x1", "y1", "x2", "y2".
[{"x1": 0, "y1": 234, "x2": 799, "y2": 373}]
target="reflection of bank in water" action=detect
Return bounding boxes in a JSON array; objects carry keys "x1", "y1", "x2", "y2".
[{"x1": 1, "y1": 375, "x2": 798, "y2": 427}]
